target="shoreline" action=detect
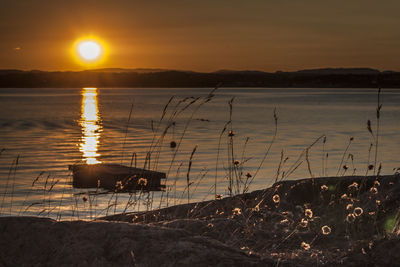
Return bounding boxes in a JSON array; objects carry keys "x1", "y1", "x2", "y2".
[{"x1": 1, "y1": 174, "x2": 399, "y2": 266}]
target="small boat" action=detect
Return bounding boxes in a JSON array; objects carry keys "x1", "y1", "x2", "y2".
[{"x1": 69, "y1": 163, "x2": 166, "y2": 192}]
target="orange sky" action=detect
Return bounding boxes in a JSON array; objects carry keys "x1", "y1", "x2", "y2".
[{"x1": 1, "y1": 0, "x2": 400, "y2": 72}]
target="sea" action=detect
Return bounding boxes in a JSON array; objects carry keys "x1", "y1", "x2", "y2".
[{"x1": 0, "y1": 87, "x2": 399, "y2": 220}]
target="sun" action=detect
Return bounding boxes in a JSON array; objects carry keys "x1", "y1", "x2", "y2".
[
  {"x1": 73, "y1": 37, "x2": 107, "y2": 65},
  {"x1": 78, "y1": 41, "x2": 101, "y2": 61}
]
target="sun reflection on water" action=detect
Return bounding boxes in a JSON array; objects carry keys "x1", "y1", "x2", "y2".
[{"x1": 80, "y1": 87, "x2": 102, "y2": 164}]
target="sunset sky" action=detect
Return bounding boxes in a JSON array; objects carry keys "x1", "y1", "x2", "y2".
[{"x1": 1, "y1": 0, "x2": 399, "y2": 72}]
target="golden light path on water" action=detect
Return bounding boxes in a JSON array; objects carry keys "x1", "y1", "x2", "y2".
[{"x1": 80, "y1": 87, "x2": 102, "y2": 164}]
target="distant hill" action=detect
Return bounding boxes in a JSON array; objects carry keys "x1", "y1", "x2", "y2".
[
  {"x1": 293, "y1": 68, "x2": 381, "y2": 75},
  {"x1": 84, "y1": 68, "x2": 169, "y2": 73},
  {"x1": 0, "y1": 68, "x2": 399, "y2": 88}
]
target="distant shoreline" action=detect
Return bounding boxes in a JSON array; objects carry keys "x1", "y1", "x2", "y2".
[{"x1": 1, "y1": 68, "x2": 400, "y2": 88}]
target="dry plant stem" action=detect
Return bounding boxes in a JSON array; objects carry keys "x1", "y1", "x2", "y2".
[
  {"x1": 9, "y1": 155, "x2": 19, "y2": 215},
  {"x1": 282, "y1": 134, "x2": 326, "y2": 181},
  {"x1": 305, "y1": 148, "x2": 314, "y2": 178},
  {"x1": 250, "y1": 108, "x2": 278, "y2": 182},
  {"x1": 158, "y1": 87, "x2": 218, "y2": 208},
  {"x1": 186, "y1": 145, "x2": 198, "y2": 204},
  {"x1": 275, "y1": 150, "x2": 284, "y2": 183},
  {"x1": 121, "y1": 102, "x2": 134, "y2": 164},
  {"x1": 322, "y1": 136, "x2": 326, "y2": 176},
  {"x1": 374, "y1": 88, "x2": 382, "y2": 175},
  {"x1": 0, "y1": 158, "x2": 15, "y2": 214},
  {"x1": 336, "y1": 137, "x2": 353, "y2": 176},
  {"x1": 215, "y1": 122, "x2": 229, "y2": 199}
]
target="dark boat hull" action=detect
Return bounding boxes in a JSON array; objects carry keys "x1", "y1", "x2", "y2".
[{"x1": 69, "y1": 163, "x2": 166, "y2": 192}]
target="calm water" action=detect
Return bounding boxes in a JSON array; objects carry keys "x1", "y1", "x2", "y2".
[{"x1": 0, "y1": 87, "x2": 399, "y2": 220}]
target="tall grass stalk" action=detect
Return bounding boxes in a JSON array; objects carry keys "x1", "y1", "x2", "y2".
[
  {"x1": 374, "y1": 88, "x2": 382, "y2": 175},
  {"x1": 121, "y1": 102, "x2": 134, "y2": 164},
  {"x1": 1, "y1": 157, "x2": 16, "y2": 214},
  {"x1": 186, "y1": 145, "x2": 198, "y2": 204},
  {"x1": 9, "y1": 155, "x2": 19, "y2": 215}
]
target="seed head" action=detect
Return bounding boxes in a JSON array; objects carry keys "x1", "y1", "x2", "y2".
[
  {"x1": 370, "y1": 187, "x2": 378, "y2": 194},
  {"x1": 353, "y1": 207, "x2": 363, "y2": 217},
  {"x1": 299, "y1": 218, "x2": 308, "y2": 228},
  {"x1": 137, "y1": 177, "x2": 148, "y2": 186},
  {"x1": 280, "y1": 219, "x2": 289, "y2": 225},
  {"x1": 321, "y1": 225, "x2": 332, "y2": 235},
  {"x1": 228, "y1": 130, "x2": 235, "y2": 137},
  {"x1": 305, "y1": 209, "x2": 313, "y2": 218},
  {"x1": 232, "y1": 207, "x2": 241, "y2": 216},
  {"x1": 272, "y1": 194, "x2": 280, "y2": 204},
  {"x1": 374, "y1": 180, "x2": 380, "y2": 187},
  {"x1": 301, "y1": 242, "x2": 311, "y2": 251},
  {"x1": 368, "y1": 164, "x2": 374, "y2": 170},
  {"x1": 348, "y1": 182, "x2": 359, "y2": 190},
  {"x1": 320, "y1": 185, "x2": 328, "y2": 192},
  {"x1": 346, "y1": 213, "x2": 356, "y2": 223}
]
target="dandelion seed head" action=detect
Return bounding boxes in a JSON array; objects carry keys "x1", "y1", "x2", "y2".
[
  {"x1": 305, "y1": 209, "x2": 313, "y2": 218},
  {"x1": 280, "y1": 219, "x2": 289, "y2": 225},
  {"x1": 232, "y1": 207, "x2": 241, "y2": 215},
  {"x1": 370, "y1": 187, "x2": 378, "y2": 194},
  {"x1": 346, "y1": 213, "x2": 356, "y2": 223},
  {"x1": 301, "y1": 242, "x2": 311, "y2": 251},
  {"x1": 321, "y1": 225, "x2": 332, "y2": 235},
  {"x1": 137, "y1": 178, "x2": 148, "y2": 186},
  {"x1": 348, "y1": 182, "x2": 359, "y2": 190},
  {"x1": 299, "y1": 218, "x2": 308, "y2": 228},
  {"x1": 353, "y1": 207, "x2": 363, "y2": 217}
]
